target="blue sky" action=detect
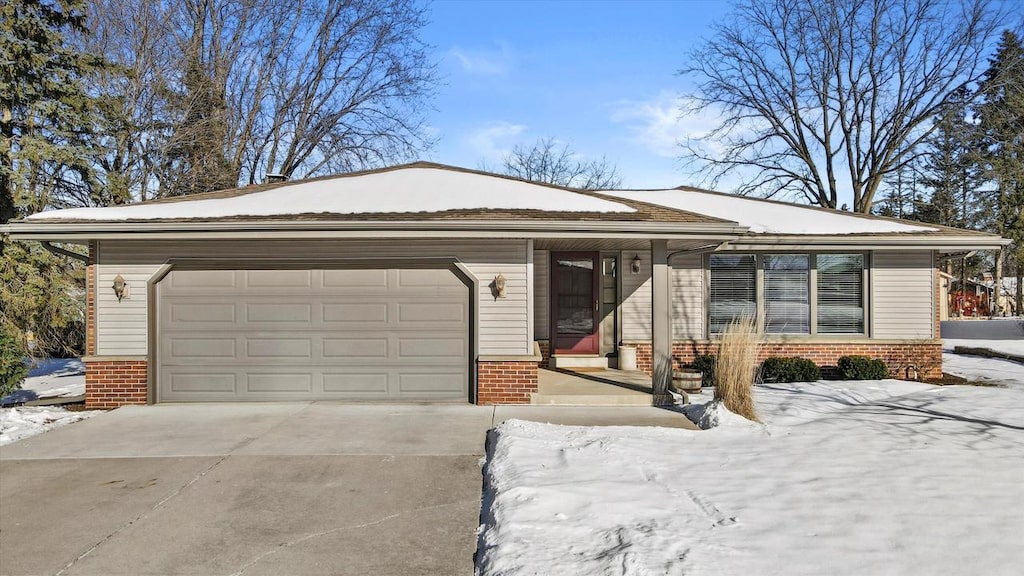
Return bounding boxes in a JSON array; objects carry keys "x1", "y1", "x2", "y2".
[{"x1": 419, "y1": 0, "x2": 732, "y2": 189}]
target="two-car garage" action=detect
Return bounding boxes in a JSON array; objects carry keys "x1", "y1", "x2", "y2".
[{"x1": 156, "y1": 266, "x2": 471, "y2": 402}]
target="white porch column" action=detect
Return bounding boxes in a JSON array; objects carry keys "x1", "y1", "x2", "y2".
[{"x1": 651, "y1": 239, "x2": 672, "y2": 395}]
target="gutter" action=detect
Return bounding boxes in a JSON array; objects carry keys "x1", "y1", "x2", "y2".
[
  {"x1": 668, "y1": 242, "x2": 728, "y2": 260},
  {"x1": 721, "y1": 235, "x2": 1010, "y2": 251},
  {"x1": 939, "y1": 251, "x2": 977, "y2": 262},
  {"x1": 41, "y1": 241, "x2": 89, "y2": 262}
]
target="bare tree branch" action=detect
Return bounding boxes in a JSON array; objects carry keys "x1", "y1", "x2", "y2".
[
  {"x1": 495, "y1": 138, "x2": 622, "y2": 190},
  {"x1": 681, "y1": 0, "x2": 1002, "y2": 212}
]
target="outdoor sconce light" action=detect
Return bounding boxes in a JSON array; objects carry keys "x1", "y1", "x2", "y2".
[
  {"x1": 631, "y1": 254, "x2": 642, "y2": 274},
  {"x1": 112, "y1": 274, "x2": 128, "y2": 302},
  {"x1": 493, "y1": 273, "x2": 507, "y2": 299}
]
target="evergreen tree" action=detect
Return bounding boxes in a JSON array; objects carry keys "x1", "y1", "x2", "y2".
[
  {"x1": 976, "y1": 30, "x2": 1024, "y2": 314},
  {"x1": 0, "y1": 0, "x2": 100, "y2": 355},
  {"x1": 0, "y1": 0, "x2": 104, "y2": 221},
  {"x1": 918, "y1": 87, "x2": 983, "y2": 229}
]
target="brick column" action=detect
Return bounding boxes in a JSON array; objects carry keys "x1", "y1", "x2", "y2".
[
  {"x1": 86, "y1": 242, "x2": 96, "y2": 356},
  {"x1": 84, "y1": 358, "x2": 148, "y2": 408},
  {"x1": 537, "y1": 340, "x2": 550, "y2": 368},
  {"x1": 477, "y1": 360, "x2": 538, "y2": 405}
]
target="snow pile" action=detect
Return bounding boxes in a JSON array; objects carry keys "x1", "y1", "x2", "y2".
[
  {"x1": 604, "y1": 189, "x2": 937, "y2": 234},
  {"x1": 26, "y1": 167, "x2": 637, "y2": 221},
  {"x1": 477, "y1": 380, "x2": 1024, "y2": 575},
  {"x1": 680, "y1": 399, "x2": 763, "y2": 431},
  {"x1": 943, "y1": 338, "x2": 1024, "y2": 357},
  {"x1": 0, "y1": 406, "x2": 101, "y2": 446}
]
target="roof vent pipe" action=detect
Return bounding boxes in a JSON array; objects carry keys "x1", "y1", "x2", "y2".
[{"x1": 265, "y1": 173, "x2": 287, "y2": 184}]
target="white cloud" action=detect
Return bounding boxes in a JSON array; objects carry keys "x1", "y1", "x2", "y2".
[
  {"x1": 447, "y1": 43, "x2": 513, "y2": 76},
  {"x1": 464, "y1": 121, "x2": 527, "y2": 163},
  {"x1": 610, "y1": 92, "x2": 725, "y2": 159}
]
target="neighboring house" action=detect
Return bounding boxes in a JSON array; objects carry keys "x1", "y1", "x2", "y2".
[
  {"x1": 0, "y1": 163, "x2": 1008, "y2": 408},
  {"x1": 948, "y1": 278, "x2": 995, "y2": 317}
]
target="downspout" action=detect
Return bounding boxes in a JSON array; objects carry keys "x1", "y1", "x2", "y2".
[{"x1": 41, "y1": 241, "x2": 89, "y2": 263}]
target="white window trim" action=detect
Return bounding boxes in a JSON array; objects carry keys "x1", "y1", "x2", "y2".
[{"x1": 705, "y1": 251, "x2": 870, "y2": 339}]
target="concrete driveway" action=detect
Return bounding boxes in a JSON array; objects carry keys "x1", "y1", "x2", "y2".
[{"x1": 0, "y1": 403, "x2": 692, "y2": 575}]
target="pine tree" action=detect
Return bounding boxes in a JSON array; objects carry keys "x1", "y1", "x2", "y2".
[
  {"x1": 0, "y1": 0, "x2": 104, "y2": 222},
  {"x1": 976, "y1": 30, "x2": 1024, "y2": 315},
  {"x1": 0, "y1": 0, "x2": 100, "y2": 355},
  {"x1": 918, "y1": 87, "x2": 983, "y2": 229}
]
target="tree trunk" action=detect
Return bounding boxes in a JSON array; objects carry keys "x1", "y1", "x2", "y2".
[{"x1": 0, "y1": 107, "x2": 14, "y2": 226}]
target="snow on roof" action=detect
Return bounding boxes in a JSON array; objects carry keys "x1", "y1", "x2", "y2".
[
  {"x1": 601, "y1": 188, "x2": 938, "y2": 235},
  {"x1": 26, "y1": 166, "x2": 637, "y2": 221}
]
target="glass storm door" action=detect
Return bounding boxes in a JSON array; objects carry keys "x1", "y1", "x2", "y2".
[{"x1": 552, "y1": 252, "x2": 600, "y2": 354}]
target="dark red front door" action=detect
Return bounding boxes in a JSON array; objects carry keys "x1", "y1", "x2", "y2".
[{"x1": 551, "y1": 252, "x2": 600, "y2": 354}]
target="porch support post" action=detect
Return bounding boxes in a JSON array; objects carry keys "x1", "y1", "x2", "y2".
[{"x1": 651, "y1": 239, "x2": 672, "y2": 395}]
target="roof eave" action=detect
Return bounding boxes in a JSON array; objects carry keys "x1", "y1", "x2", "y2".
[
  {"x1": 722, "y1": 234, "x2": 1011, "y2": 251},
  {"x1": 0, "y1": 218, "x2": 749, "y2": 241}
]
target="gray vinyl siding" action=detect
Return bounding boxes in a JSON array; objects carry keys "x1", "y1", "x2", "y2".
[
  {"x1": 95, "y1": 239, "x2": 531, "y2": 356},
  {"x1": 622, "y1": 252, "x2": 653, "y2": 340},
  {"x1": 533, "y1": 249, "x2": 549, "y2": 339},
  {"x1": 622, "y1": 252, "x2": 704, "y2": 341},
  {"x1": 871, "y1": 250, "x2": 935, "y2": 339},
  {"x1": 671, "y1": 254, "x2": 704, "y2": 339}
]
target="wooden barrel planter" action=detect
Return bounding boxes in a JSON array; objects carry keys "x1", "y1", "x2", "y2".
[{"x1": 671, "y1": 370, "x2": 703, "y2": 394}]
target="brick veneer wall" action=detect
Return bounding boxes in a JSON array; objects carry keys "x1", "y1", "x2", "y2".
[
  {"x1": 626, "y1": 340, "x2": 943, "y2": 381},
  {"x1": 934, "y1": 253, "x2": 942, "y2": 338},
  {"x1": 477, "y1": 361, "x2": 538, "y2": 405},
  {"x1": 86, "y1": 242, "x2": 96, "y2": 356},
  {"x1": 85, "y1": 359, "x2": 148, "y2": 409},
  {"x1": 537, "y1": 340, "x2": 550, "y2": 368}
]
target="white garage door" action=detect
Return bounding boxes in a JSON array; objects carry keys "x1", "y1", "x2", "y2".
[{"x1": 157, "y1": 267, "x2": 470, "y2": 402}]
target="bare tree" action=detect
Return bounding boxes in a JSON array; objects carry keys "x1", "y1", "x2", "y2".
[
  {"x1": 681, "y1": 0, "x2": 1003, "y2": 213},
  {"x1": 82, "y1": 0, "x2": 436, "y2": 199},
  {"x1": 498, "y1": 138, "x2": 622, "y2": 190}
]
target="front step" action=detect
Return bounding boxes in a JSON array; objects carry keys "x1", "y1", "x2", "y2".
[
  {"x1": 530, "y1": 393, "x2": 654, "y2": 406},
  {"x1": 549, "y1": 354, "x2": 609, "y2": 369}
]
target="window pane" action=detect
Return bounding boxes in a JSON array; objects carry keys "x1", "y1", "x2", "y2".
[
  {"x1": 817, "y1": 254, "x2": 865, "y2": 334},
  {"x1": 764, "y1": 255, "x2": 810, "y2": 334},
  {"x1": 709, "y1": 254, "x2": 756, "y2": 334},
  {"x1": 556, "y1": 258, "x2": 595, "y2": 334}
]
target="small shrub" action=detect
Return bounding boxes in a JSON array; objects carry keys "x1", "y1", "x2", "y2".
[
  {"x1": 760, "y1": 357, "x2": 821, "y2": 383},
  {"x1": 688, "y1": 354, "x2": 717, "y2": 387},
  {"x1": 837, "y1": 355, "x2": 889, "y2": 380},
  {"x1": 0, "y1": 325, "x2": 28, "y2": 398},
  {"x1": 713, "y1": 316, "x2": 762, "y2": 423}
]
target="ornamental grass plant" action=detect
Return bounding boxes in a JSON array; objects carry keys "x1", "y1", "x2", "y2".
[{"x1": 713, "y1": 316, "x2": 762, "y2": 423}]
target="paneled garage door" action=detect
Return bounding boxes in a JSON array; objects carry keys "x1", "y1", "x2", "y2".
[{"x1": 157, "y1": 268, "x2": 470, "y2": 402}]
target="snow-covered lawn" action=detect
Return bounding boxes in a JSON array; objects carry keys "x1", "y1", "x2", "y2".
[
  {"x1": 943, "y1": 352, "x2": 1024, "y2": 388},
  {"x1": 477, "y1": 380, "x2": 1024, "y2": 575},
  {"x1": 0, "y1": 358, "x2": 98, "y2": 446},
  {"x1": 941, "y1": 320, "x2": 1024, "y2": 388},
  {"x1": 0, "y1": 406, "x2": 101, "y2": 446},
  {"x1": 1, "y1": 357, "x2": 86, "y2": 406}
]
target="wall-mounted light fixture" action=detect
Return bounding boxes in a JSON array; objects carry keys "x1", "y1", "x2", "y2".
[
  {"x1": 905, "y1": 365, "x2": 919, "y2": 381},
  {"x1": 493, "y1": 273, "x2": 507, "y2": 299},
  {"x1": 631, "y1": 254, "x2": 642, "y2": 274},
  {"x1": 112, "y1": 274, "x2": 128, "y2": 302}
]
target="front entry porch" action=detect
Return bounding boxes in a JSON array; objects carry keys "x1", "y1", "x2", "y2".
[{"x1": 532, "y1": 367, "x2": 704, "y2": 406}]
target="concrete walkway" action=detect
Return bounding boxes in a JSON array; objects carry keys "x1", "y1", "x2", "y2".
[{"x1": 0, "y1": 403, "x2": 694, "y2": 575}]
